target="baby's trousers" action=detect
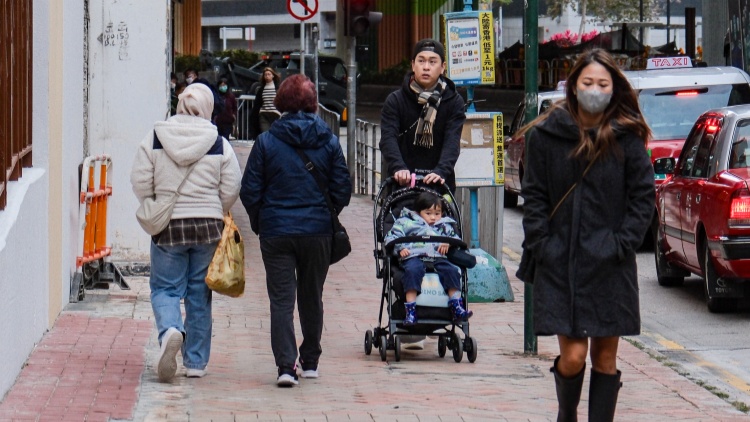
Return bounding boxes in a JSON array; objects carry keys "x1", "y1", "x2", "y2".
[{"x1": 401, "y1": 257, "x2": 461, "y2": 295}]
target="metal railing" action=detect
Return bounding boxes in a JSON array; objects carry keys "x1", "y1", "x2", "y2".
[
  {"x1": 318, "y1": 104, "x2": 340, "y2": 137},
  {"x1": 232, "y1": 97, "x2": 341, "y2": 143},
  {"x1": 355, "y1": 119, "x2": 381, "y2": 199},
  {"x1": 235, "y1": 94, "x2": 255, "y2": 141}
]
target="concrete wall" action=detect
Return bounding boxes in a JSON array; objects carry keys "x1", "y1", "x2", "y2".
[
  {"x1": 87, "y1": 0, "x2": 171, "y2": 262},
  {"x1": 0, "y1": 0, "x2": 54, "y2": 400},
  {"x1": 0, "y1": 0, "x2": 171, "y2": 399}
]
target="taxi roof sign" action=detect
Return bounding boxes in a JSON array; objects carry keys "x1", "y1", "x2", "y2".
[{"x1": 646, "y1": 56, "x2": 692, "y2": 70}]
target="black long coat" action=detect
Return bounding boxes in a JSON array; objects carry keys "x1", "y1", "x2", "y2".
[{"x1": 521, "y1": 107, "x2": 655, "y2": 338}]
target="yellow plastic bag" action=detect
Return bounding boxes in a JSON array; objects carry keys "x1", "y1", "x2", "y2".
[{"x1": 205, "y1": 212, "x2": 245, "y2": 297}]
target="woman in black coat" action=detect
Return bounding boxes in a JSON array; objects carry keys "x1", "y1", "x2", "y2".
[{"x1": 519, "y1": 49, "x2": 655, "y2": 421}]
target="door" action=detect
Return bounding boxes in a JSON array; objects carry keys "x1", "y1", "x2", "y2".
[
  {"x1": 660, "y1": 122, "x2": 706, "y2": 265},
  {"x1": 681, "y1": 118, "x2": 721, "y2": 270}
]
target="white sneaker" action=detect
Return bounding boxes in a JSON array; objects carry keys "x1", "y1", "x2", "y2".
[
  {"x1": 186, "y1": 368, "x2": 206, "y2": 378},
  {"x1": 277, "y1": 372, "x2": 299, "y2": 387},
  {"x1": 301, "y1": 368, "x2": 319, "y2": 379},
  {"x1": 157, "y1": 328, "x2": 183, "y2": 382}
]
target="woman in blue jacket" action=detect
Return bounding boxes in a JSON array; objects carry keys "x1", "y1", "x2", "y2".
[{"x1": 240, "y1": 74, "x2": 351, "y2": 387}]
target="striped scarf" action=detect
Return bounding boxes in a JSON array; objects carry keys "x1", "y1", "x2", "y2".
[{"x1": 409, "y1": 77, "x2": 446, "y2": 148}]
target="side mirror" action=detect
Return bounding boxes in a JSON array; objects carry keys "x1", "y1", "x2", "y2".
[{"x1": 653, "y1": 157, "x2": 676, "y2": 175}]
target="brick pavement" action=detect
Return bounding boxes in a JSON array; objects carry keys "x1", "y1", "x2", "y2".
[{"x1": 0, "y1": 143, "x2": 748, "y2": 421}]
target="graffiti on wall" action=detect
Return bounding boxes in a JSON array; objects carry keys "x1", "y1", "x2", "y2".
[{"x1": 102, "y1": 20, "x2": 129, "y2": 60}]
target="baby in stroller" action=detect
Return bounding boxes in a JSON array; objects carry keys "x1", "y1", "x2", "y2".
[{"x1": 384, "y1": 191, "x2": 474, "y2": 326}]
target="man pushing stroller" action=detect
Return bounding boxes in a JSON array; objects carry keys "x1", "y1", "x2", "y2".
[{"x1": 384, "y1": 191, "x2": 474, "y2": 326}]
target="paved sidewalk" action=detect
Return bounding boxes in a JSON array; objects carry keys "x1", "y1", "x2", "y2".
[{"x1": 1, "y1": 143, "x2": 748, "y2": 421}]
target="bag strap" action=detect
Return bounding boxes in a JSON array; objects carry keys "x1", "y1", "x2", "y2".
[
  {"x1": 548, "y1": 157, "x2": 596, "y2": 220},
  {"x1": 292, "y1": 147, "x2": 342, "y2": 228}
]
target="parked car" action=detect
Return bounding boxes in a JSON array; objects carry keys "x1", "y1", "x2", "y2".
[
  {"x1": 653, "y1": 105, "x2": 750, "y2": 312},
  {"x1": 503, "y1": 61, "x2": 750, "y2": 210},
  {"x1": 502, "y1": 90, "x2": 564, "y2": 207}
]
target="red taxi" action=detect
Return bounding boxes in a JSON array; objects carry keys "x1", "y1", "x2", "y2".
[
  {"x1": 503, "y1": 59, "x2": 750, "y2": 208},
  {"x1": 654, "y1": 105, "x2": 750, "y2": 312}
]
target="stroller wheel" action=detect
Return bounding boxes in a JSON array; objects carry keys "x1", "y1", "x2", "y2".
[
  {"x1": 379, "y1": 335, "x2": 388, "y2": 361},
  {"x1": 452, "y1": 332, "x2": 464, "y2": 363},
  {"x1": 394, "y1": 336, "x2": 401, "y2": 362},
  {"x1": 437, "y1": 336, "x2": 447, "y2": 358},
  {"x1": 466, "y1": 336, "x2": 478, "y2": 363},
  {"x1": 364, "y1": 330, "x2": 373, "y2": 355}
]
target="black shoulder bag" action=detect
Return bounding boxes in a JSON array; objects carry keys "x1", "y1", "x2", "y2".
[
  {"x1": 517, "y1": 158, "x2": 596, "y2": 283},
  {"x1": 293, "y1": 148, "x2": 352, "y2": 264}
]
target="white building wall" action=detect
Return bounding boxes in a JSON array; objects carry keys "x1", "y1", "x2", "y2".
[
  {"x1": 87, "y1": 0, "x2": 171, "y2": 261},
  {"x1": 0, "y1": 0, "x2": 53, "y2": 399}
]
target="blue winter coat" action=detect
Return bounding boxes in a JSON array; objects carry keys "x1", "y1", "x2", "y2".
[
  {"x1": 384, "y1": 208, "x2": 460, "y2": 260},
  {"x1": 240, "y1": 111, "x2": 352, "y2": 238}
]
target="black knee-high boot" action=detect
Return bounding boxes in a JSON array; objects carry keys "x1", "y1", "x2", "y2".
[
  {"x1": 588, "y1": 369, "x2": 622, "y2": 422},
  {"x1": 551, "y1": 356, "x2": 585, "y2": 422}
]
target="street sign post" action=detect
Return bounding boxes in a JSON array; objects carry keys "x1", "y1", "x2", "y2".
[{"x1": 287, "y1": 0, "x2": 318, "y2": 21}]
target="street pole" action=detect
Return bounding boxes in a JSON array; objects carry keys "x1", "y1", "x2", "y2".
[
  {"x1": 523, "y1": 0, "x2": 539, "y2": 355},
  {"x1": 639, "y1": 0, "x2": 644, "y2": 46},
  {"x1": 666, "y1": 0, "x2": 671, "y2": 44},
  {"x1": 300, "y1": 22, "x2": 306, "y2": 77},
  {"x1": 346, "y1": 35, "x2": 357, "y2": 186},
  {"x1": 312, "y1": 24, "x2": 320, "y2": 95}
]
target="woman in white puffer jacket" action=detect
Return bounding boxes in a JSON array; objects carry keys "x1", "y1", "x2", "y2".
[{"x1": 131, "y1": 83, "x2": 241, "y2": 382}]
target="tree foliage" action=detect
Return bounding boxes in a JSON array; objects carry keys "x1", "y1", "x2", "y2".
[{"x1": 547, "y1": 0, "x2": 661, "y2": 23}]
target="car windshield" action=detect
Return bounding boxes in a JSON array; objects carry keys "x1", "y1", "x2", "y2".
[{"x1": 640, "y1": 84, "x2": 750, "y2": 141}]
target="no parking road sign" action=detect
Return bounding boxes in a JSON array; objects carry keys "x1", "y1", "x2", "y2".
[{"x1": 287, "y1": 0, "x2": 318, "y2": 21}]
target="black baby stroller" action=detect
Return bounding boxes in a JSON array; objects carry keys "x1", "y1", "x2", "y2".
[{"x1": 364, "y1": 177, "x2": 477, "y2": 363}]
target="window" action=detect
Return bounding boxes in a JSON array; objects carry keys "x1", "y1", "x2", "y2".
[
  {"x1": 639, "y1": 84, "x2": 750, "y2": 141},
  {"x1": 0, "y1": 0, "x2": 33, "y2": 210},
  {"x1": 729, "y1": 119, "x2": 750, "y2": 169},
  {"x1": 679, "y1": 118, "x2": 720, "y2": 178}
]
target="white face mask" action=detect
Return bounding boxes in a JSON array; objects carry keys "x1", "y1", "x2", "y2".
[
  {"x1": 171, "y1": 82, "x2": 176, "y2": 90},
  {"x1": 576, "y1": 89, "x2": 612, "y2": 114},
  {"x1": 186, "y1": 76, "x2": 195, "y2": 84}
]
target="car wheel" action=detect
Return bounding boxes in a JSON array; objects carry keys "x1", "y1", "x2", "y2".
[
  {"x1": 703, "y1": 244, "x2": 738, "y2": 313},
  {"x1": 504, "y1": 189, "x2": 519, "y2": 208},
  {"x1": 654, "y1": 226, "x2": 684, "y2": 287}
]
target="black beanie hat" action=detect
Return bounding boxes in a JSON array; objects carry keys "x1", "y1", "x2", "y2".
[{"x1": 412, "y1": 39, "x2": 445, "y2": 62}]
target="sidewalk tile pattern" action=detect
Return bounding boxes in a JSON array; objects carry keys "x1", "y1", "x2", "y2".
[{"x1": 0, "y1": 144, "x2": 748, "y2": 421}]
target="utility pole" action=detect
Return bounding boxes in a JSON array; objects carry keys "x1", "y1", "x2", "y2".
[
  {"x1": 523, "y1": 0, "x2": 539, "y2": 355},
  {"x1": 666, "y1": 0, "x2": 671, "y2": 44},
  {"x1": 639, "y1": 0, "x2": 644, "y2": 46}
]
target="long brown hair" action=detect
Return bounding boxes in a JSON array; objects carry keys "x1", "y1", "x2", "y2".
[
  {"x1": 517, "y1": 49, "x2": 651, "y2": 161},
  {"x1": 263, "y1": 67, "x2": 281, "y2": 85}
]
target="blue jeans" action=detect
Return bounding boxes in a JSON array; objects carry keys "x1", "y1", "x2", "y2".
[
  {"x1": 150, "y1": 241, "x2": 217, "y2": 370},
  {"x1": 401, "y1": 257, "x2": 461, "y2": 294}
]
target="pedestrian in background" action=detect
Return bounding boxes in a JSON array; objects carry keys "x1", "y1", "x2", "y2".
[
  {"x1": 131, "y1": 82, "x2": 241, "y2": 382},
  {"x1": 249, "y1": 67, "x2": 281, "y2": 140},
  {"x1": 379, "y1": 38, "x2": 466, "y2": 193},
  {"x1": 214, "y1": 77, "x2": 238, "y2": 140},
  {"x1": 240, "y1": 74, "x2": 351, "y2": 387},
  {"x1": 184, "y1": 68, "x2": 225, "y2": 120},
  {"x1": 518, "y1": 48, "x2": 655, "y2": 421}
]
